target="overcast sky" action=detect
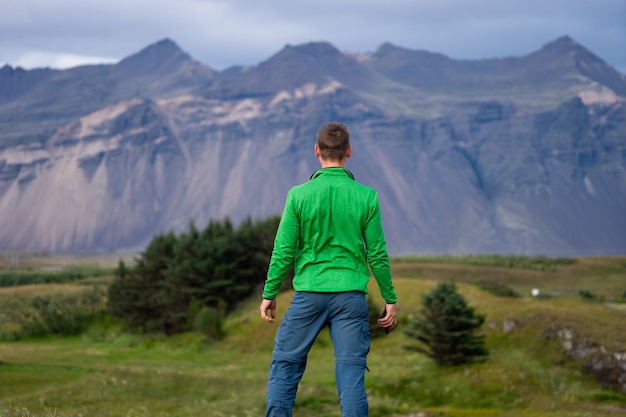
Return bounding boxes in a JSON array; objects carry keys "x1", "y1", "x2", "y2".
[{"x1": 2, "y1": 0, "x2": 625, "y2": 74}]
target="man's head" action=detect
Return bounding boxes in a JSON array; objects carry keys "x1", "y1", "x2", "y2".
[{"x1": 316, "y1": 122, "x2": 351, "y2": 164}]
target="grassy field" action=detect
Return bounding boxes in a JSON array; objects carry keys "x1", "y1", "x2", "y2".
[{"x1": 1, "y1": 256, "x2": 625, "y2": 416}]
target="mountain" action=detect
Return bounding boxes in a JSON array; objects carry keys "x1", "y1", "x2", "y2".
[
  {"x1": 366, "y1": 36, "x2": 626, "y2": 110},
  {"x1": 0, "y1": 36, "x2": 624, "y2": 256},
  {"x1": 207, "y1": 41, "x2": 401, "y2": 100},
  {"x1": 0, "y1": 39, "x2": 215, "y2": 148}
]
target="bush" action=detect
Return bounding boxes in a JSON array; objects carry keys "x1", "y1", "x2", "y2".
[
  {"x1": 474, "y1": 280, "x2": 521, "y2": 297},
  {"x1": 404, "y1": 282, "x2": 488, "y2": 366},
  {"x1": 0, "y1": 285, "x2": 108, "y2": 339},
  {"x1": 192, "y1": 306, "x2": 223, "y2": 341},
  {"x1": 579, "y1": 289, "x2": 595, "y2": 300}
]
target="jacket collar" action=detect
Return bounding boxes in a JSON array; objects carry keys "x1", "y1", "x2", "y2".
[{"x1": 310, "y1": 167, "x2": 355, "y2": 180}]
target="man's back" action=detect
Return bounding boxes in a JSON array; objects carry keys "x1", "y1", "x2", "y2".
[
  {"x1": 288, "y1": 167, "x2": 376, "y2": 290},
  {"x1": 263, "y1": 167, "x2": 395, "y2": 302}
]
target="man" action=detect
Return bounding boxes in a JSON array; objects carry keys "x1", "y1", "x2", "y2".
[{"x1": 260, "y1": 122, "x2": 398, "y2": 417}]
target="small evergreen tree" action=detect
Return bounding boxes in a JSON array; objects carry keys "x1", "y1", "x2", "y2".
[{"x1": 404, "y1": 282, "x2": 488, "y2": 366}]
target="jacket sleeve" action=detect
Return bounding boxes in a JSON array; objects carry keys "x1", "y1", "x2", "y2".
[
  {"x1": 262, "y1": 190, "x2": 300, "y2": 299},
  {"x1": 363, "y1": 192, "x2": 398, "y2": 304}
]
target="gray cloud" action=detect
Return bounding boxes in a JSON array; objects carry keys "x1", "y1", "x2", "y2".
[{"x1": 1, "y1": 0, "x2": 624, "y2": 73}]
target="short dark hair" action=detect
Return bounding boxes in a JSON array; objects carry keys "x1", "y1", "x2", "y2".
[{"x1": 317, "y1": 122, "x2": 350, "y2": 160}]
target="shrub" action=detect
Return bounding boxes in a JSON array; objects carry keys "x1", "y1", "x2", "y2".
[
  {"x1": 474, "y1": 279, "x2": 521, "y2": 297},
  {"x1": 579, "y1": 289, "x2": 595, "y2": 300},
  {"x1": 192, "y1": 306, "x2": 223, "y2": 341},
  {"x1": 0, "y1": 285, "x2": 108, "y2": 339}
]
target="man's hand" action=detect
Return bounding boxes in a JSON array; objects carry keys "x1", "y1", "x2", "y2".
[
  {"x1": 260, "y1": 298, "x2": 277, "y2": 323},
  {"x1": 377, "y1": 303, "x2": 397, "y2": 332}
]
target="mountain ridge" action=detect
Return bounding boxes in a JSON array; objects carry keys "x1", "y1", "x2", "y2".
[
  {"x1": 0, "y1": 36, "x2": 624, "y2": 256},
  {"x1": 366, "y1": 35, "x2": 626, "y2": 105},
  {"x1": 205, "y1": 40, "x2": 401, "y2": 101}
]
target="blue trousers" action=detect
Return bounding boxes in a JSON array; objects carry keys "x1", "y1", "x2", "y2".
[{"x1": 265, "y1": 291, "x2": 370, "y2": 417}]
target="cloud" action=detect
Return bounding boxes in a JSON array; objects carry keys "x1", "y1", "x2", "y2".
[
  {"x1": 0, "y1": 0, "x2": 624, "y2": 73},
  {"x1": 4, "y1": 51, "x2": 118, "y2": 70}
]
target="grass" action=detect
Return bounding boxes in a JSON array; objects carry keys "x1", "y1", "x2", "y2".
[
  {"x1": 391, "y1": 256, "x2": 626, "y2": 300},
  {"x1": 0, "y1": 255, "x2": 625, "y2": 416},
  {"x1": 393, "y1": 254, "x2": 577, "y2": 271},
  {"x1": 0, "y1": 267, "x2": 116, "y2": 288},
  {"x1": 0, "y1": 252, "x2": 120, "y2": 289}
]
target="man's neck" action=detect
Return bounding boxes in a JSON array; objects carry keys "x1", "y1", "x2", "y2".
[{"x1": 319, "y1": 159, "x2": 346, "y2": 169}]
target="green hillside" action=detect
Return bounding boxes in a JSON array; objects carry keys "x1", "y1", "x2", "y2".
[{"x1": 1, "y1": 256, "x2": 625, "y2": 417}]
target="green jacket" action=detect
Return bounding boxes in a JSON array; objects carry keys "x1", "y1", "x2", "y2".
[{"x1": 262, "y1": 167, "x2": 397, "y2": 303}]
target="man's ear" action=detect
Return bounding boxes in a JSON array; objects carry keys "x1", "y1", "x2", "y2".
[
  {"x1": 314, "y1": 144, "x2": 321, "y2": 158},
  {"x1": 346, "y1": 145, "x2": 352, "y2": 159}
]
